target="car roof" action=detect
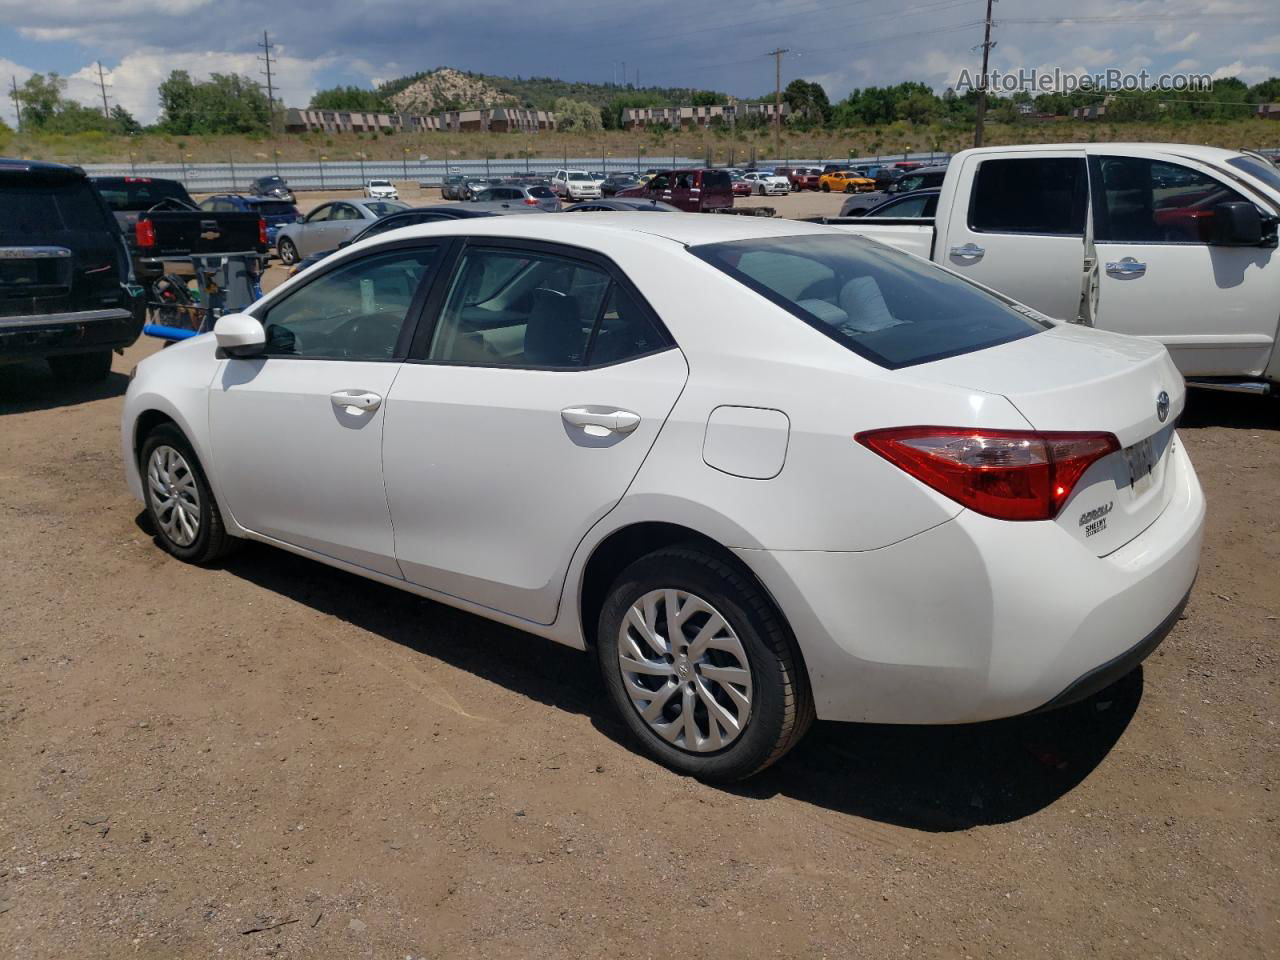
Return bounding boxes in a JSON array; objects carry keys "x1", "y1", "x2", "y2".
[{"x1": 372, "y1": 210, "x2": 840, "y2": 248}]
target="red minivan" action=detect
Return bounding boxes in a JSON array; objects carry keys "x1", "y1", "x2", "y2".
[{"x1": 616, "y1": 169, "x2": 734, "y2": 212}]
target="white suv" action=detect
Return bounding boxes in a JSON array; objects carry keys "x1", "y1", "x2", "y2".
[
  {"x1": 551, "y1": 170, "x2": 601, "y2": 201},
  {"x1": 364, "y1": 179, "x2": 399, "y2": 200}
]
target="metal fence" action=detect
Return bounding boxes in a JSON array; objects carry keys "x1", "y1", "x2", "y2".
[
  {"x1": 79, "y1": 156, "x2": 702, "y2": 194},
  {"x1": 77, "y1": 151, "x2": 954, "y2": 194}
]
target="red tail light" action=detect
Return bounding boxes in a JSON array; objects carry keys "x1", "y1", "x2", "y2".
[
  {"x1": 135, "y1": 218, "x2": 156, "y2": 249},
  {"x1": 258, "y1": 217, "x2": 268, "y2": 247},
  {"x1": 856, "y1": 427, "x2": 1120, "y2": 521},
  {"x1": 525, "y1": 196, "x2": 539, "y2": 205}
]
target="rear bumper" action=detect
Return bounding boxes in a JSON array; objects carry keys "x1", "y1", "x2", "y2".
[
  {"x1": 738, "y1": 436, "x2": 1205, "y2": 724},
  {"x1": 0, "y1": 304, "x2": 144, "y2": 363}
]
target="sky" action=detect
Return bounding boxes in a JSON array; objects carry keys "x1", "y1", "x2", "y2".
[{"x1": 1, "y1": 0, "x2": 1278, "y2": 125}]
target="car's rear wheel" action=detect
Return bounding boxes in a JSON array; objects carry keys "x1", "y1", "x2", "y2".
[
  {"x1": 821, "y1": 182, "x2": 830, "y2": 192},
  {"x1": 277, "y1": 237, "x2": 299, "y2": 265},
  {"x1": 597, "y1": 546, "x2": 814, "y2": 782},
  {"x1": 47, "y1": 350, "x2": 112, "y2": 383},
  {"x1": 139, "y1": 424, "x2": 239, "y2": 565}
]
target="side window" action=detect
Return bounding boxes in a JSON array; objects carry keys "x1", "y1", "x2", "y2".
[
  {"x1": 257, "y1": 247, "x2": 438, "y2": 360},
  {"x1": 970, "y1": 157, "x2": 1087, "y2": 236},
  {"x1": 1091, "y1": 156, "x2": 1252, "y2": 244},
  {"x1": 874, "y1": 194, "x2": 932, "y2": 218},
  {"x1": 586, "y1": 283, "x2": 670, "y2": 365},
  {"x1": 307, "y1": 204, "x2": 332, "y2": 223},
  {"x1": 649, "y1": 175, "x2": 671, "y2": 191},
  {"x1": 199, "y1": 198, "x2": 216, "y2": 211},
  {"x1": 428, "y1": 248, "x2": 613, "y2": 368},
  {"x1": 332, "y1": 204, "x2": 360, "y2": 221}
]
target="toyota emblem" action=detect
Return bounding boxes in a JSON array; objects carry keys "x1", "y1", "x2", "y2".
[{"x1": 1156, "y1": 390, "x2": 1170, "y2": 423}]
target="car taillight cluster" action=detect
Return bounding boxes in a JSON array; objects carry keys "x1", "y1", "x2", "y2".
[
  {"x1": 856, "y1": 427, "x2": 1120, "y2": 521},
  {"x1": 524, "y1": 196, "x2": 539, "y2": 205},
  {"x1": 135, "y1": 219, "x2": 156, "y2": 249},
  {"x1": 258, "y1": 217, "x2": 268, "y2": 247}
]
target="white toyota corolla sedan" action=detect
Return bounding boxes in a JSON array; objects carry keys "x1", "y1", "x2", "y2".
[{"x1": 121, "y1": 214, "x2": 1204, "y2": 781}]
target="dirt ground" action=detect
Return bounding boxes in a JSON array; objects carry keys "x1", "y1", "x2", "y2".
[{"x1": 1, "y1": 205, "x2": 1278, "y2": 960}]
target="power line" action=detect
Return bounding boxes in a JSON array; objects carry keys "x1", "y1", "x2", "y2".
[{"x1": 258, "y1": 30, "x2": 278, "y2": 135}]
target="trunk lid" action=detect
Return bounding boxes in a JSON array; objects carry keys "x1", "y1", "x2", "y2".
[{"x1": 908, "y1": 323, "x2": 1186, "y2": 555}]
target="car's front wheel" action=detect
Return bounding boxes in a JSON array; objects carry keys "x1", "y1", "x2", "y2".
[
  {"x1": 820, "y1": 182, "x2": 830, "y2": 192},
  {"x1": 277, "y1": 237, "x2": 299, "y2": 265},
  {"x1": 139, "y1": 424, "x2": 240, "y2": 565},
  {"x1": 597, "y1": 546, "x2": 814, "y2": 781}
]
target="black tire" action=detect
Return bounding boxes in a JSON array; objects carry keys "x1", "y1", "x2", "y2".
[
  {"x1": 277, "y1": 237, "x2": 299, "y2": 266},
  {"x1": 47, "y1": 350, "x2": 112, "y2": 383},
  {"x1": 844, "y1": 184, "x2": 855, "y2": 193},
  {"x1": 138, "y1": 424, "x2": 240, "y2": 565},
  {"x1": 597, "y1": 545, "x2": 814, "y2": 782},
  {"x1": 820, "y1": 181, "x2": 830, "y2": 192}
]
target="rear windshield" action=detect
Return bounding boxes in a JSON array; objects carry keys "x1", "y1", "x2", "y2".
[
  {"x1": 528, "y1": 186, "x2": 555, "y2": 198},
  {"x1": 702, "y1": 170, "x2": 731, "y2": 190},
  {"x1": 94, "y1": 178, "x2": 192, "y2": 211},
  {"x1": 250, "y1": 200, "x2": 297, "y2": 216},
  {"x1": 0, "y1": 178, "x2": 114, "y2": 239},
  {"x1": 364, "y1": 201, "x2": 407, "y2": 217},
  {"x1": 691, "y1": 235, "x2": 1046, "y2": 369}
]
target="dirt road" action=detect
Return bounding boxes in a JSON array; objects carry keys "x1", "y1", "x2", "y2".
[{"x1": 2, "y1": 262, "x2": 1278, "y2": 958}]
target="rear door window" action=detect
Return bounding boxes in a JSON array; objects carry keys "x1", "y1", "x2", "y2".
[
  {"x1": 969, "y1": 157, "x2": 1087, "y2": 236},
  {"x1": 691, "y1": 235, "x2": 1045, "y2": 369},
  {"x1": 1, "y1": 178, "x2": 114, "y2": 240}
]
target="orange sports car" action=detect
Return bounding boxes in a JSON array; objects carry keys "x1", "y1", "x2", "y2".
[{"x1": 818, "y1": 168, "x2": 876, "y2": 193}]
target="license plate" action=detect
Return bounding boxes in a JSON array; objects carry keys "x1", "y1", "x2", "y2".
[{"x1": 1124, "y1": 436, "x2": 1158, "y2": 497}]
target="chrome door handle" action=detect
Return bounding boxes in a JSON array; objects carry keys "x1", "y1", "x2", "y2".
[
  {"x1": 561, "y1": 405, "x2": 641, "y2": 436},
  {"x1": 948, "y1": 242, "x2": 985, "y2": 260},
  {"x1": 1106, "y1": 257, "x2": 1147, "y2": 278},
  {"x1": 330, "y1": 390, "x2": 382, "y2": 413}
]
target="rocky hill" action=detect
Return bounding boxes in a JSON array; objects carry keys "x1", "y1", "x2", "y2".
[{"x1": 386, "y1": 68, "x2": 517, "y2": 113}]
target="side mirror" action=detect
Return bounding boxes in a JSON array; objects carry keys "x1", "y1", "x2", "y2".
[
  {"x1": 1209, "y1": 202, "x2": 1274, "y2": 246},
  {"x1": 214, "y1": 312, "x2": 265, "y2": 358},
  {"x1": 295, "y1": 215, "x2": 305, "y2": 223}
]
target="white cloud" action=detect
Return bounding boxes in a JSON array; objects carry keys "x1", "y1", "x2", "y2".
[{"x1": 1209, "y1": 60, "x2": 1277, "y2": 83}]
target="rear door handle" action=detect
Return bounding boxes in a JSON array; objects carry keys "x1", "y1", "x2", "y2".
[
  {"x1": 1106, "y1": 257, "x2": 1147, "y2": 278},
  {"x1": 948, "y1": 242, "x2": 985, "y2": 260},
  {"x1": 561, "y1": 406, "x2": 641, "y2": 437},
  {"x1": 330, "y1": 390, "x2": 382, "y2": 414}
]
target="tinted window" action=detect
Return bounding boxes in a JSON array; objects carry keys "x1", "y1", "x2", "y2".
[
  {"x1": 364, "y1": 201, "x2": 406, "y2": 217},
  {"x1": 870, "y1": 193, "x2": 935, "y2": 218},
  {"x1": 1092, "y1": 156, "x2": 1253, "y2": 244},
  {"x1": 692, "y1": 235, "x2": 1045, "y2": 369},
  {"x1": 702, "y1": 170, "x2": 731, "y2": 191},
  {"x1": 258, "y1": 247, "x2": 437, "y2": 360},
  {"x1": 252, "y1": 201, "x2": 297, "y2": 217},
  {"x1": 586, "y1": 284, "x2": 669, "y2": 365},
  {"x1": 1227, "y1": 156, "x2": 1280, "y2": 193},
  {"x1": 93, "y1": 178, "x2": 192, "y2": 211},
  {"x1": 969, "y1": 157, "x2": 1087, "y2": 235},
  {"x1": 428, "y1": 248, "x2": 611, "y2": 368},
  {"x1": 528, "y1": 186, "x2": 555, "y2": 198},
  {"x1": 0, "y1": 178, "x2": 113, "y2": 240}
]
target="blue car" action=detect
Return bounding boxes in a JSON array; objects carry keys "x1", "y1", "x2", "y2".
[{"x1": 198, "y1": 194, "x2": 301, "y2": 250}]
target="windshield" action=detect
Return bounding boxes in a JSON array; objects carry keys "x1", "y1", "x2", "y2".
[
  {"x1": 569, "y1": 172, "x2": 590, "y2": 181},
  {"x1": 258, "y1": 177, "x2": 286, "y2": 187},
  {"x1": 369, "y1": 180, "x2": 392, "y2": 187},
  {"x1": 1, "y1": 177, "x2": 114, "y2": 240},
  {"x1": 1227, "y1": 156, "x2": 1280, "y2": 195},
  {"x1": 691, "y1": 235, "x2": 1046, "y2": 369},
  {"x1": 94, "y1": 178, "x2": 192, "y2": 211}
]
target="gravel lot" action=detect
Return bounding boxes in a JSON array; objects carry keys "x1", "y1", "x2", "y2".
[{"x1": 1, "y1": 193, "x2": 1277, "y2": 959}]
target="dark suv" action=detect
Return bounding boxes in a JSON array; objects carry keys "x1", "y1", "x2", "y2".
[{"x1": 1, "y1": 159, "x2": 144, "y2": 382}]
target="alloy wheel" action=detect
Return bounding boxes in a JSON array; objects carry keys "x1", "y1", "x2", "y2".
[
  {"x1": 147, "y1": 445, "x2": 201, "y2": 547},
  {"x1": 616, "y1": 589, "x2": 753, "y2": 752}
]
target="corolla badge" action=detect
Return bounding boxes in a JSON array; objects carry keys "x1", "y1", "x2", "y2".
[{"x1": 1156, "y1": 390, "x2": 1170, "y2": 423}]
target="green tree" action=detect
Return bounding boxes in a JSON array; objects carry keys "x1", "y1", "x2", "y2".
[
  {"x1": 553, "y1": 97, "x2": 603, "y2": 132},
  {"x1": 110, "y1": 104, "x2": 142, "y2": 135},
  {"x1": 690, "y1": 90, "x2": 723, "y2": 106},
  {"x1": 310, "y1": 85, "x2": 389, "y2": 112},
  {"x1": 1249, "y1": 77, "x2": 1280, "y2": 103},
  {"x1": 158, "y1": 71, "x2": 271, "y2": 134},
  {"x1": 783, "y1": 79, "x2": 831, "y2": 124},
  {"x1": 15, "y1": 73, "x2": 65, "y2": 128}
]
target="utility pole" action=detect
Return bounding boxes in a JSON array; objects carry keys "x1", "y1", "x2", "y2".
[
  {"x1": 622, "y1": 61, "x2": 627, "y2": 87},
  {"x1": 96, "y1": 62, "x2": 111, "y2": 118},
  {"x1": 10, "y1": 75, "x2": 21, "y2": 132},
  {"x1": 973, "y1": 0, "x2": 997, "y2": 147},
  {"x1": 258, "y1": 30, "x2": 278, "y2": 135},
  {"x1": 767, "y1": 47, "x2": 789, "y2": 161}
]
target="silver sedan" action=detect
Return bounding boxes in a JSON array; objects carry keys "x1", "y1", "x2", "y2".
[{"x1": 275, "y1": 199, "x2": 408, "y2": 264}]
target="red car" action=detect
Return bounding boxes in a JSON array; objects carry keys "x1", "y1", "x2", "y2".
[
  {"x1": 780, "y1": 166, "x2": 821, "y2": 191},
  {"x1": 617, "y1": 168, "x2": 734, "y2": 212},
  {"x1": 731, "y1": 176, "x2": 753, "y2": 197}
]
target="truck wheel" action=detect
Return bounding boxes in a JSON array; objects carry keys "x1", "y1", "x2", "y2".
[
  {"x1": 277, "y1": 238, "x2": 299, "y2": 265},
  {"x1": 821, "y1": 182, "x2": 830, "y2": 192},
  {"x1": 48, "y1": 350, "x2": 112, "y2": 383},
  {"x1": 597, "y1": 545, "x2": 814, "y2": 782}
]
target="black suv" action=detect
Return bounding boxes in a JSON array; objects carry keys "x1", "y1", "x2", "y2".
[{"x1": 1, "y1": 159, "x2": 145, "y2": 382}]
